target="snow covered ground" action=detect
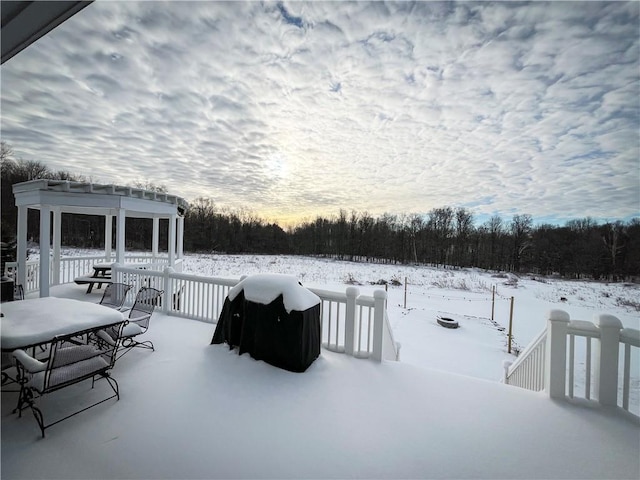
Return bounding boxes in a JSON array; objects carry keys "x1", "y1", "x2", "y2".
[{"x1": 2, "y1": 282, "x2": 639, "y2": 479}]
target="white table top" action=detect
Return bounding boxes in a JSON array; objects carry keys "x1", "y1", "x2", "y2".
[{"x1": 0, "y1": 297, "x2": 124, "y2": 350}]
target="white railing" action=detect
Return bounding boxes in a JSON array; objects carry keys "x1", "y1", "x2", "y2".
[
  {"x1": 503, "y1": 328, "x2": 547, "y2": 391},
  {"x1": 113, "y1": 265, "x2": 236, "y2": 323},
  {"x1": 4, "y1": 261, "x2": 39, "y2": 293},
  {"x1": 383, "y1": 311, "x2": 401, "y2": 361},
  {"x1": 7, "y1": 254, "x2": 399, "y2": 362},
  {"x1": 113, "y1": 265, "x2": 399, "y2": 362},
  {"x1": 5, "y1": 254, "x2": 173, "y2": 294},
  {"x1": 620, "y1": 328, "x2": 640, "y2": 412},
  {"x1": 505, "y1": 309, "x2": 639, "y2": 420}
]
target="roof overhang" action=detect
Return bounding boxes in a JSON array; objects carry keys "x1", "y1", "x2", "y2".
[
  {"x1": 1, "y1": 1, "x2": 92, "y2": 64},
  {"x1": 13, "y1": 179, "x2": 189, "y2": 219}
]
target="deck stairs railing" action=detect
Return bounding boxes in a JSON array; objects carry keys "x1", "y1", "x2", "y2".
[{"x1": 505, "y1": 309, "x2": 639, "y2": 421}]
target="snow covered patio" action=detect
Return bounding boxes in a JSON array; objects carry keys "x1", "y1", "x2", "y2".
[{"x1": 2, "y1": 284, "x2": 639, "y2": 480}]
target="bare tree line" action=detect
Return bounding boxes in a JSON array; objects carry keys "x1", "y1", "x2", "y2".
[
  {"x1": 290, "y1": 208, "x2": 639, "y2": 281},
  {"x1": 1, "y1": 142, "x2": 638, "y2": 281}
]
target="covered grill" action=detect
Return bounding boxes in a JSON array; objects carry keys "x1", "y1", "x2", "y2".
[{"x1": 211, "y1": 274, "x2": 321, "y2": 372}]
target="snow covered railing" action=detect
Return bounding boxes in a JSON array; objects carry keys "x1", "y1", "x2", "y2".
[
  {"x1": 306, "y1": 286, "x2": 398, "y2": 361},
  {"x1": 505, "y1": 309, "x2": 639, "y2": 420},
  {"x1": 504, "y1": 328, "x2": 547, "y2": 391},
  {"x1": 620, "y1": 328, "x2": 640, "y2": 413},
  {"x1": 58, "y1": 254, "x2": 169, "y2": 284},
  {"x1": 6, "y1": 254, "x2": 173, "y2": 295},
  {"x1": 112, "y1": 265, "x2": 399, "y2": 362},
  {"x1": 4, "y1": 261, "x2": 39, "y2": 293},
  {"x1": 114, "y1": 266, "x2": 237, "y2": 323}
]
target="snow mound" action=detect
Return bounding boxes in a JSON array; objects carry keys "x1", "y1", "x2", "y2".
[{"x1": 228, "y1": 273, "x2": 320, "y2": 313}]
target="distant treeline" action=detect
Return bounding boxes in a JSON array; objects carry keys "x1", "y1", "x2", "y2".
[
  {"x1": 1, "y1": 143, "x2": 638, "y2": 281},
  {"x1": 288, "y1": 209, "x2": 639, "y2": 281}
]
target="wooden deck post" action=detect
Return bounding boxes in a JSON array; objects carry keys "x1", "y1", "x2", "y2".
[
  {"x1": 545, "y1": 309, "x2": 570, "y2": 399},
  {"x1": 595, "y1": 314, "x2": 623, "y2": 407},
  {"x1": 344, "y1": 286, "x2": 359, "y2": 356},
  {"x1": 38, "y1": 206, "x2": 51, "y2": 297},
  {"x1": 372, "y1": 290, "x2": 387, "y2": 362}
]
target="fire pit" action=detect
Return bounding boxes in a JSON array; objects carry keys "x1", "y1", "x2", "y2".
[{"x1": 437, "y1": 316, "x2": 459, "y2": 329}]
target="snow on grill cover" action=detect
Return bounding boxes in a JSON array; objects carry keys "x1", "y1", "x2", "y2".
[{"x1": 211, "y1": 274, "x2": 321, "y2": 372}]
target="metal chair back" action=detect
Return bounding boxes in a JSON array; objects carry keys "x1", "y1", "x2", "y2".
[
  {"x1": 99, "y1": 283, "x2": 132, "y2": 310},
  {"x1": 128, "y1": 287, "x2": 163, "y2": 329}
]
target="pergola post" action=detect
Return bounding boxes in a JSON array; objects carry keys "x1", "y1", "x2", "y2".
[
  {"x1": 177, "y1": 216, "x2": 184, "y2": 259},
  {"x1": 39, "y1": 206, "x2": 51, "y2": 297},
  {"x1": 16, "y1": 205, "x2": 27, "y2": 289},
  {"x1": 52, "y1": 207, "x2": 61, "y2": 285},
  {"x1": 115, "y1": 208, "x2": 126, "y2": 264},
  {"x1": 105, "y1": 215, "x2": 113, "y2": 261},
  {"x1": 168, "y1": 214, "x2": 176, "y2": 266},
  {"x1": 152, "y1": 217, "x2": 159, "y2": 260}
]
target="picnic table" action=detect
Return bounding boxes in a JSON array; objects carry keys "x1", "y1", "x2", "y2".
[{"x1": 74, "y1": 263, "x2": 113, "y2": 294}]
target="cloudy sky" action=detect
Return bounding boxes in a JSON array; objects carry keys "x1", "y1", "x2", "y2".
[{"x1": 1, "y1": 1, "x2": 638, "y2": 227}]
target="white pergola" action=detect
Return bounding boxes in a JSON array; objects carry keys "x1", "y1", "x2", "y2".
[{"x1": 12, "y1": 179, "x2": 188, "y2": 297}]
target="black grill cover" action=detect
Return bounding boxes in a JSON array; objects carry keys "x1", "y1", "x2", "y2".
[{"x1": 211, "y1": 290, "x2": 321, "y2": 372}]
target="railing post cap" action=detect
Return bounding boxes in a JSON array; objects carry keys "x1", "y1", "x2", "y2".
[
  {"x1": 164, "y1": 266, "x2": 175, "y2": 274},
  {"x1": 596, "y1": 313, "x2": 623, "y2": 329},
  {"x1": 112, "y1": 262, "x2": 121, "y2": 268},
  {"x1": 374, "y1": 289, "x2": 387, "y2": 300},
  {"x1": 548, "y1": 309, "x2": 570, "y2": 322},
  {"x1": 346, "y1": 286, "x2": 359, "y2": 297}
]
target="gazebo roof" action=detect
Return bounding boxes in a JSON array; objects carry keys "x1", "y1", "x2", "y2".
[{"x1": 13, "y1": 179, "x2": 189, "y2": 218}]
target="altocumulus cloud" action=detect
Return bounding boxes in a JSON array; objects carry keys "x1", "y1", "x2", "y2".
[{"x1": 1, "y1": 0, "x2": 638, "y2": 226}]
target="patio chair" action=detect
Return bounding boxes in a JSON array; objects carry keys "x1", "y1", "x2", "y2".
[
  {"x1": 12, "y1": 322, "x2": 126, "y2": 438},
  {"x1": 101, "y1": 287, "x2": 163, "y2": 359},
  {"x1": 99, "y1": 282, "x2": 133, "y2": 310},
  {"x1": 1, "y1": 286, "x2": 22, "y2": 385}
]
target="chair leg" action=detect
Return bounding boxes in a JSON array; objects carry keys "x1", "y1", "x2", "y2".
[
  {"x1": 31, "y1": 404, "x2": 46, "y2": 438},
  {"x1": 16, "y1": 387, "x2": 45, "y2": 437},
  {"x1": 14, "y1": 370, "x2": 30, "y2": 415},
  {"x1": 24, "y1": 375, "x2": 120, "y2": 438},
  {"x1": 116, "y1": 338, "x2": 154, "y2": 360},
  {"x1": 103, "y1": 373, "x2": 120, "y2": 400}
]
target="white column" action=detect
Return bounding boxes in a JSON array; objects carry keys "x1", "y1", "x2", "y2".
[
  {"x1": 115, "y1": 208, "x2": 126, "y2": 264},
  {"x1": 105, "y1": 215, "x2": 113, "y2": 261},
  {"x1": 372, "y1": 290, "x2": 387, "y2": 362},
  {"x1": 595, "y1": 314, "x2": 623, "y2": 407},
  {"x1": 16, "y1": 205, "x2": 27, "y2": 289},
  {"x1": 152, "y1": 217, "x2": 159, "y2": 259},
  {"x1": 39, "y1": 206, "x2": 51, "y2": 297},
  {"x1": 177, "y1": 216, "x2": 184, "y2": 259},
  {"x1": 52, "y1": 207, "x2": 61, "y2": 285},
  {"x1": 163, "y1": 266, "x2": 174, "y2": 314},
  {"x1": 344, "y1": 286, "x2": 359, "y2": 356},
  {"x1": 545, "y1": 309, "x2": 570, "y2": 399},
  {"x1": 168, "y1": 214, "x2": 176, "y2": 267}
]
